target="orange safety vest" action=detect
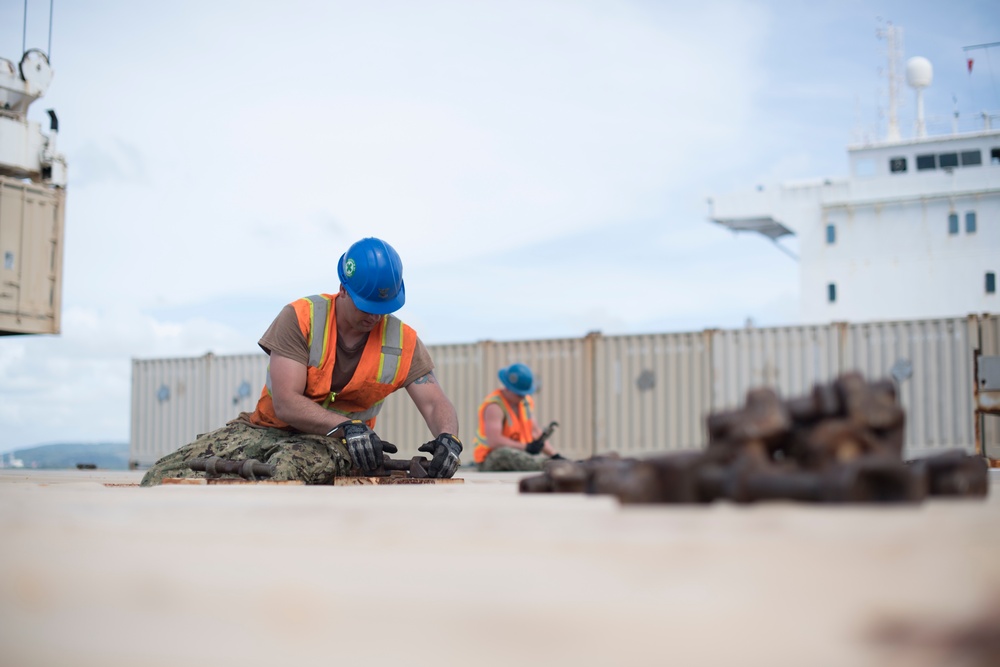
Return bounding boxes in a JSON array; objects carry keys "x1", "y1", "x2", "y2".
[
  {"x1": 472, "y1": 389, "x2": 536, "y2": 464},
  {"x1": 249, "y1": 293, "x2": 416, "y2": 430}
]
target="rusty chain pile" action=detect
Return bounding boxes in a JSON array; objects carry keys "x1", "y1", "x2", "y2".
[{"x1": 520, "y1": 372, "x2": 989, "y2": 504}]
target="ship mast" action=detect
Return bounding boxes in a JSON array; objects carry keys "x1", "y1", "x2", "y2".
[{"x1": 878, "y1": 22, "x2": 904, "y2": 143}]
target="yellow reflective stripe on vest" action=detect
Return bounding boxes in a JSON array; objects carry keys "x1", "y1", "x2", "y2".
[
  {"x1": 306, "y1": 295, "x2": 331, "y2": 368},
  {"x1": 377, "y1": 315, "x2": 405, "y2": 384},
  {"x1": 493, "y1": 395, "x2": 514, "y2": 423},
  {"x1": 264, "y1": 295, "x2": 331, "y2": 395}
]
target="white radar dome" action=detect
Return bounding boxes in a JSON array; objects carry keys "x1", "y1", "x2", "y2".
[{"x1": 906, "y1": 56, "x2": 933, "y2": 89}]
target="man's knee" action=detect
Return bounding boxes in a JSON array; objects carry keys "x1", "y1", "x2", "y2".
[
  {"x1": 483, "y1": 447, "x2": 542, "y2": 472},
  {"x1": 139, "y1": 423, "x2": 258, "y2": 487},
  {"x1": 267, "y1": 437, "x2": 351, "y2": 484}
]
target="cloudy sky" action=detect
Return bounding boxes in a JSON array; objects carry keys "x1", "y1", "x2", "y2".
[{"x1": 1, "y1": 0, "x2": 998, "y2": 451}]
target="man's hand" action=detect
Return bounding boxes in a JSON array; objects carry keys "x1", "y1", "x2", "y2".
[
  {"x1": 524, "y1": 437, "x2": 545, "y2": 455},
  {"x1": 332, "y1": 420, "x2": 397, "y2": 473},
  {"x1": 418, "y1": 433, "x2": 463, "y2": 478}
]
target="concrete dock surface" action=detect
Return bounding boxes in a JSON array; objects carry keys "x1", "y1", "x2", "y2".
[{"x1": 1, "y1": 468, "x2": 999, "y2": 667}]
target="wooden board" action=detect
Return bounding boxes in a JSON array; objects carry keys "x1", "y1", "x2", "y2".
[
  {"x1": 159, "y1": 477, "x2": 463, "y2": 486},
  {"x1": 161, "y1": 478, "x2": 305, "y2": 486},
  {"x1": 333, "y1": 476, "x2": 465, "y2": 486}
]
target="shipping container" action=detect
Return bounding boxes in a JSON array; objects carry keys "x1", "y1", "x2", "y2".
[
  {"x1": 0, "y1": 175, "x2": 65, "y2": 335},
  {"x1": 841, "y1": 317, "x2": 977, "y2": 456},
  {"x1": 130, "y1": 315, "x2": 1000, "y2": 467},
  {"x1": 594, "y1": 330, "x2": 710, "y2": 456},
  {"x1": 130, "y1": 354, "x2": 265, "y2": 467},
  {"x1": 977, "y1": 314, "x2": 1000, "y2": 456}
]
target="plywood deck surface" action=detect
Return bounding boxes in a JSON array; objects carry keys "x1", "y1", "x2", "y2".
[{"x1": 1, "y1": 468, "x2": 999, "y2": 667}]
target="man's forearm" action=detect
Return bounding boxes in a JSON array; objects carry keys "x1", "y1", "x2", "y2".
[
  {"x1": 273, "y1": 392, "x2": 351, "y2": 435},
  {"x1": 423, "y1": 398, "x2": 459, "y2": 436}
]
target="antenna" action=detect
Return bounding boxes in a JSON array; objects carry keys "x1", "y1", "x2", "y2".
[
  {"x1": 963, "y1": 41, "x2": 1000, "y2": 115},
  {"x1": 906, "y1": 56, "x2": 933, "y2": 138},
  {"x1": 877, "y1": 22, "x2": 904, "y2": 142}
]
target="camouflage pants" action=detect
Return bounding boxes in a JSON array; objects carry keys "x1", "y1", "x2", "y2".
[
  {"x1": 140, "y1": 421, "x2": 353, "y2": 486},
  {"x1": 478, "y1": 447, "x2": 544, "y2": 472}
]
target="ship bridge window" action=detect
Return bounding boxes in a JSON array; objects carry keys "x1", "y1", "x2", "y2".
[
  {"x1": 992, "y1": 148, "x2": 1000, "y2": 164},
  {"x1": 961, "y1": 150, "x2": 982, "y2": 166},
  {"x1": 916, "y1": 154, "x2": 936, "y2": 170},
  {"x1": 988, "y1": 272, "x2": 996, "y2": 295},
  {"x1": 948, "y1": 213, "x2": 959, "y2": 235},
  {"x1": 939, "y1": 153, "x2": 959, "y2": 169},
  {"x1": 889, "y1": 157, "x2": 907, "y2": 173},
  {"x1": 827, "y1": 283, "x2": 837, "y2": 303},
  {"x1": 826, "y1": 224, "x2": 836, "y2": 244}
]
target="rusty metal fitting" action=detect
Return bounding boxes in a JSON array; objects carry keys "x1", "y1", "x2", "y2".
[
  {"x1": 908, "y1": 450, "x2": 989, "y2": 498},
  {"x1": 189, "y1": 457, "x2": 276, "y2": 481},
  {"x1": 623, "y1": 451, "x2": 711, "y2": 504},
  {"x1": 549, "y1": 461, "x2": 589, "y2": 493},
  {"x1": 819, "y1": 457, "x2": 924, "y2": 503},
  {"x1": 380, "y1": 455, "x2": 432, "y2": 479},
  {"x1": 707, "y1": 387, "x2": 791, "y2": 446},
  {"x1": 836, "y1": 372, "x2": 904, "y2": 432},
  {"x1": 794, "y1": 418, "x2": 870, "y2": 469},
  {"x1": 519, "y1": 474, "x2": 554, "y2": 493},
  {"x1": 696, "y1": 456, "x2": 922, "y2": 504},
  {"x1": 584, "y1": 458, "x2": 638, "y2": 496}
]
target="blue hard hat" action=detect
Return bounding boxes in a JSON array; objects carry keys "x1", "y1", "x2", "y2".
[
  {"x1": 498, "y1": 363, "x2": 536, "y2": 395},
  {"x1": 337, "y1": 237, "x2": 406, "y2": 314}
]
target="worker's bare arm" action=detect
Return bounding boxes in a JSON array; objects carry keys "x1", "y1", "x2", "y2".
[
  {"x1": 482, "y1": 403, "x2": 528, "y2": 450},
  {"x1": 268, "y1": 353, "x2": 351, "y2": 435},
  {"x1": 405, "y1": 371, "x2": 459, "y2": 437}
]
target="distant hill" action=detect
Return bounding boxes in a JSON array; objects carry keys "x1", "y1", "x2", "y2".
[{"x1": 1, "y1": 443, "x2": 130, "y2": 470}]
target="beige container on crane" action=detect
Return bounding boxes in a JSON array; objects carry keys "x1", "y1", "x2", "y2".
[
  {"x1": 0, "y1": 49, "x2": 68, "y2": 335},
  {"x1": 0, "y1": 176, "x2": 65, "y2": 334}
]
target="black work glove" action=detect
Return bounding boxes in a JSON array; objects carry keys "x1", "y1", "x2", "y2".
[
  {"x1": 549, "y1": 453, "x2": 566, "y2": 461},
  {"x1": 333, "y1": 420, "x2": 397, "y2": 473},
  {"x1": 524, "y1": 437, "x2": 545, "y2": 455},
  {"x1": 418, "y1": 433, "x2": 463, "y2": 478}
]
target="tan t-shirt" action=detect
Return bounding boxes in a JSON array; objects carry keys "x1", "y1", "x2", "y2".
[{"x1": 258, "y1": 303, "x2": 434, "y2": 392}]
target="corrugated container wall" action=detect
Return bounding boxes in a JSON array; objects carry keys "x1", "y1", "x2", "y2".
[
  {"x1": 130, "y1": 353, "x2": 267, "y2": 467},
  {"x1": 131, "y1": 356, "x2": 209, "y2": 467},
  {"x1": 979, "y1": 314, "x2": 1000, "y2": 450},
  {"x1": 376, "y1": 342, "x2": 485, "y2": 458},
  {"x1": 0, "y1": 176, "x2": 65, "y2": 335},
  {"x1": 841, "y1": 318, "x2": 977, "y2": 456},
  {"x1": 130, "y1": 315, "x2": 1000, "y2": 467},
  {"x1": 709, "y1": 324, "x2": 841, "y2": 410},
  {"x1": 594, "y1": 331, "x2": 711, "y2": 456}
]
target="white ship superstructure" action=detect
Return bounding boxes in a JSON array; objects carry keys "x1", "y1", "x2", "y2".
[{"x1": 709, "y1": 30, "x2": 999, "y2": 324}]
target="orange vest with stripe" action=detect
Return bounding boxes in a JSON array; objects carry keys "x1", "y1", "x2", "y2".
[
  {"x1": 472, "y1": 389, "x2": 536, "y2": 463},
  {"x1": 249, "y1": 294, "x2": 416, "y2": 430}
]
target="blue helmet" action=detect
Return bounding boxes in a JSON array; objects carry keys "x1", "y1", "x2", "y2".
[
  {"x1": 498, "y1": 363, "x2": 536, "y2": 395},
  {"x1": 337, "y1": 237, "x2": 406, "y2": 314}
]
